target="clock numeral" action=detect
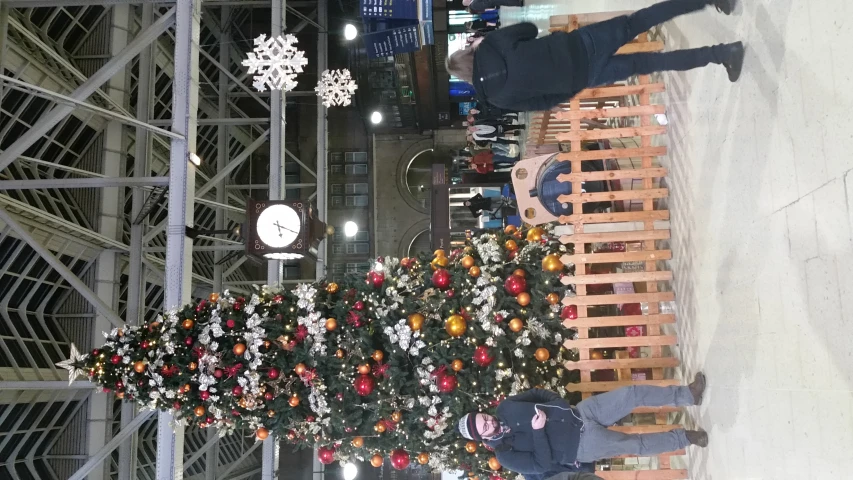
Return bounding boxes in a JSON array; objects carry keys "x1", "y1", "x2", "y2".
[{"x1": 295, "y1": 239, "x2": 303, "y2": 249}]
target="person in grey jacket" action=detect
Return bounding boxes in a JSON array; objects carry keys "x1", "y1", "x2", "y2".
[{"x1": 458, "y1": 373, "x2": 708, "y2": 477}]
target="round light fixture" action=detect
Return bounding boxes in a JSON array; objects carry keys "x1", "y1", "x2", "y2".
[
  {"x1": 344, "y1": 24, "x2": 358, "y2": 41},
  {"x1": 343, "y1": 463, "x2": 358, "y2": 480},
  {"x1": 370, "y1": 111, "x2": 383, "y2": 124},
  {"x1": 344, "y1": 221, "x2": 358, "y2": 237}
]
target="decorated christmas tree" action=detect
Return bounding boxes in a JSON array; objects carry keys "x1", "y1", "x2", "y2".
[{"x1": 62, "y1": 225, "x2": 581, "y2": 477}]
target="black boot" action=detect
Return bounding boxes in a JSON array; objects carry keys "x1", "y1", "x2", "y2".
[
  {"x1": 713, "y1": 0, "x2": 738, "y2": 15},
  {"x1": 722, "y1": 41, "x2": 745, "y2": 82},
  {"x1": 688, "y1": 372, "x2": 706, "y2": 405},
  {"x1": 685, "y1": 430, "x2": 709, "y2": 447}
]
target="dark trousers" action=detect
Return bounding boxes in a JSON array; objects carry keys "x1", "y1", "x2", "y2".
[{"x1": 580, "y1": 0, "x2": 728, "y2": 87}]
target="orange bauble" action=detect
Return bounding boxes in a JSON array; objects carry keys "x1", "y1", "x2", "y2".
[
  {"x1": 509, "y1": 318, "x2": 524, "y2": 332},
  {"x1": 351, "y1": 436, "x2": 364, "y2": 448},
  {"x1": 433, "y1": 249, "x2": 446, "y2": 258},
  {"x1": 182, "y1": 319, "x2": 194, "y2": 329},
  {"x1": 116, "y1": 391, "x2": 125, "y2": 399},
  {"x1": 256, "y1": 427, "x2": 269, "y2": 440},
  {"x1": 183, "y1": 383, "x2": 191, "y2": 394},
  {"x1": 504, "y1": 225, "x2": 518, "y2": 234},
  {"x1": 488, "y1": 457, "x2": 502, "y2": 471},
  {"x1": 233, "y1": 343, "x2": 246, "y2": 355},
  {"x1": 326, "y1": 282, "x2": 339, "y2": 294},
  {"x1": 460, "y1": 256, "x2": 475, "y2": 269},
  {"x1": 513, "y1": 268, "x2": 527, "y2": 278},
  {"x1": 451, "y1": 359, "x2": 464, "y2": 372},
  {"x1": 372, "y1": 350, "x2": 384, "y2": 362},
  {"x1": 374, "y1": 421, "x2": 387, "y2": 433},
  {"x1": 289, "y1": 395, "x2": 300, "y2": 407},
  {"x1": 391, "y1": 411, "x2": 403, "y2": 423},
  {"x1": 469, "y1": 266, "x2": 481, "y2": 277},
  {"x1": 133, "y1": 361, "x2": 146, "y2": 373},
  {"x1": 535, "y1": 348, "x2": 551, "y2": 362},
  {"x1": 417, "y1": 452, "x2": 430, "y2": 465},
  {"x1": 542, "y1": 254, "x2": 563, "y2": 272},
  {"x1": 445, "y1": 315, "x2": 467, "y2": 337},
  {"x1": 465, "y1": 441, "x2": 477, "y2": 453},
  {"x1": 504, "y1": 239, "x2": 518, "y2": 251},
  {"x1": 517, "y1": 292, "x2": 531, "y2": 306},
  {"x1": 526, "y1": 227, "x2": 545, "y2": 242},
  {"x1": 546, "y1": 293, "x2": 560, "y2": 305},
  {"x1": 370, "y1": 454, "x2": 384, "y2": 467},
  {"x1": 325, "y1": 318, "x2": 338, "y2": 331},
  {"x1": 407, "y1": 313, "x2": 425, "y2": 331},
  {"x1": 294, "y1": 363, "x2": 307, "y2": 375},
  {"x1": 188, "y1": 362, "x2": 198, "y2": 371},
  {"x1": 209, "y1": 292, "x2": 220, "y2": 302},
  {"x1": 194, "y1": 406, "x2": 205, "y2": 417},
  {"x1": 357, "y1": 363, "x2": 371, "y2": 375},
  {"x1": 335, "y1": 349, "x2": 345, "y2": 359},
  {"x1": 590, "y1": 350, "x2": 604, "y2": 360}
]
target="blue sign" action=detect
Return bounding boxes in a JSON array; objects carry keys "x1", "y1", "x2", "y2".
[
  {"x1": 459, "y1": 102, "x2": 477, "y2": 115},
  {"x1": 418, "y1": 0, "x2": 433, "y2": 21},
  {"x1": 420, "y1": 20, "x2": 434, "y2": 45},
  {"x1": 361, "y1": 0, "x2": 419, "y2": 20},
  {"x1": 364, "y1": 25, "x2": 421, "y2": 58}
]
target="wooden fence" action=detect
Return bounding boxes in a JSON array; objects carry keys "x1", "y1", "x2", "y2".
[{"x1": 513, "y1": 13, "x2": 686, "y2": 480}]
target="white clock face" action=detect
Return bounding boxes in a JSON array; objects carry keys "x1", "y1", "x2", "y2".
[{"x1": 256, "y1": 204, "x2": 302, "y2": 248}]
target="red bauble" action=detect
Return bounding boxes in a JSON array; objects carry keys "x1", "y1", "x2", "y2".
[
  {"x1": 264, "y1": 391, "x2": 274, "y2": 401},
  {"x1": 268, "y1": 368, "x2": 280, "y2": 380},
  {"x1": 214, "y1": 369, "x2": 223, "y2": 378},
  {"x1": 446, "y1": 289, "x2": 455, "y2": 298},
  {"x1": 508, "y1": 250, "x2": 517, "y2": 260},
  {"x1": 92, "y1": 349, "x2": 100, "y2": 356},
  {"x1": 232, "y1": 409, "x2": 240, "y2": 416},
  {"x1": 199, "y1": 391, "x2": 210, "y2": 400},
  {"x1": 354, "y1": 301, "x2": 365, "y2": 311},
  {"x1": 115, "y1": 380, "x2": 124, "y2": 389},
  {"x1": 438, "y1": 374, "x2": 457, "y2": 393},
  {"x1": 473, "y1": 345, "x2": 494, "y2": 367},
  {"x1": 561, "y1": 305, "x2": 578, "y2": 320},
  {"x1": 140, "y1": 341, "x2": 149, "y2": 349},
  {"x1": 173, "y1": 402, "x2": 182, "y2": 410},
  {"x1": 110, "y1": 354, "x2": 121, "y2": 364},
  {"x1": 184, "y1": 337, "x2": 193, "y2": 346},
  {"x1": 273, "y1": 294, "x2": 284, "y2": 303},
  {"x1": 306, "y1": 415, "x2": 315, "y2": 423},
  {"x1": 369, "y1": 271, "x2": 385, "y2": 288},
  {"x1": 336, "y1": 392, "x2": 344, "y2": 401},
  {"x1": 206, "y1": 416, "x2": 214, "y2": 424},
  {"x1": 494, "y1": 314, "x2": 504, "y2": 323},
  {"x1": 390, "y1": 449, "x2": 411, "y2": 470},
  {"x1": 232, "y1": 386, "x2": 243, "y2": 396},
  {"x1": 353, "y1": 374, "x2": 376, "y2": 396},
  {"x1": 432, "y1": 269, "x2": 451, "y2": 290},
  {"x1": 318, "y1": 446, "x2": 336, "y2": 465},
  {"x1": 226, "y1": 319, "x2": 236, "y2": 329},
  {"x1": 504, "y1": 274, "x2": 527, "y2": 296}
]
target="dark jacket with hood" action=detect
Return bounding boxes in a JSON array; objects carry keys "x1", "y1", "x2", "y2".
[
  {"x1": 483, "y1": 388, "x2": 588, "y2": 475},
  {"x1": 472, "y1": 23, "x2": 589, "y2": 112}
]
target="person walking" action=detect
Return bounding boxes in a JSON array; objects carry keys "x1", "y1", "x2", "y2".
[
  {"x1": 463, "y1": 0, "x2": 523, "y2": 12},
  {"x1": 446, "y1": 0, "x2": 745, "y2": 112},
  {"x1": 457, "y1": 373, "x2": 708, "y2": 476}
]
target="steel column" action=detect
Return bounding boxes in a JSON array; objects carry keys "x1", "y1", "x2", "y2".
[
  {"x1": 0, "y1": 381, "x2": 91, "y2": 389},
  {"x1": 147, "y1": 117, "x2": 269, "y2": 126},
  {"x1": 0, "y1": 177, "x2": 169, "y2": 189},
  {"x1": 0, "y1": 4, "x2": 8, "y2": 103},
  {"x1": 213, "y1": 4, "x2": 230, "y2": 295},
  {"x1": 67, "y1": 411, "x2": 156, "y2": 480},
  {"x1": 0, "y1": 8, "x2": 177, "y2": 173},
  {"x1": 316, "y1": 0, "x2": 328, "y2": 281}
]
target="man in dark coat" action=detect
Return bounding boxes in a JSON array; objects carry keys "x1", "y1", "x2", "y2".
[
  {"x1": 463, "y1": 0, "x2": 523, "y2": 12},
  {"x1": 446, "y1": 0, "x2": 744, "y2": 112},
  {"x1": 457, "y1": 374, "x2": 708, "y2": 477}
]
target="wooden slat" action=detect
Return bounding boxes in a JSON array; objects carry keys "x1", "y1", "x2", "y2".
[
  {"x1": 560, "y1": 229, "x2": 670, "y2": 244},
  {"x1": 564, "y1": 291, "x2": 676, "y2": 306},
  {"x1": 567, "y1": 356, "x2": 680, "y2": 371},
  {"x1": 565, "y1": 335, "x2": 678, "y2": 349},
  {"x1": 558, "y1": 188, "x2": 668, "y2": 204},
  {"x1": 561, "y1": 250, "x2": 671, "y2": 264},
  {"x1": 612, "y1": 450, "x2": 685, "y2": 459},
  {"x1": 566, "y1": 379, "x2": 680, "y2": 392},
  {"x1": 574, "y1": 83, "x2": 666, "y2": 98},
  {"x1": 610, "y1": 424, "x2": 682, "y2": 433},
  {"x1": 631, "y1": 406, "x2": 682, "y2": 414},
  {"x1": 558, "y1": 167, "x2": 667, "y2": 182},
  {"x1": 567, "y1": 271, "x2": 672, "y2": 285},
  {"x1": 598, "y1": 471, "x2": 688, "y2": 480},
  {"x1": 563, "y1": 314, "x2": 675, "y2": 328},
  {"x1": 555, "y1": 104, "x2": 665, "y2": 121},
  {"x1": 616, "y1": 41, "x2": 665, "y2": 54},
  {"x1": 556, "y1": 126, "x2": 667, "y2": 142},
  {"x1": 557, "y1": 146, "x2": 667, "y2": 162},
  {"x1": 560, "y1": 210, "x2": 669, "y2": 225}
]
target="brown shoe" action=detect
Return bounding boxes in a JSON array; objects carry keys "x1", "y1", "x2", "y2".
[
  {"x1": 689, "y1": 372, "x2": 706, "y2": 405},
  {"x1": 686, "y1": 430, "x2": 709, "y2": 447}
]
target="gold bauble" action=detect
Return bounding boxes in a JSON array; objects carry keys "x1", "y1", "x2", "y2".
[
  {"x1": 465, "y1": 441, "x2": 478, "y2": 453},
  {"x1": 451, "y1": 359, "x2": 464, "y2": 372},
  {"x1": 445, "y1": 314, "x2": 467, "y2": 337},
  {"x1": 116, "y1": 391, "x2": 125, "y2": 399},
  {"x1": 432, "y1": 256, "x2": 449, "y2": 268},
  {"x1": 209, "y1": 293, "x2": 220, "y2": 303},
  {"x1": 504, "y1": 239, "x2": 518, "y2": 251},
  {"x1": 294, "y1": 363, "x2": 307, "y2": 375},
  {"x1": 546, "y1": 293, "x2": 560, "y2": 305},
  {"x1": 509, "y1": 318, "x2": 524, "y2": 333},
  {"x1": 357, "y1": 364, "x2": 371, "y2": 375},
  {"x1": 590, "y1": 349, "x2": 604, "y2": 360},
  {"x1": 352, "y1": 436, "x2": 364, "y2": 448},
  {"x1": 182, "y1": 319, "x2": 194, "y2": 329},
  {"x1": 233, "y1": 343, "x2": 246, "y2": 355},
  {"x1": 408, "y1": 313, "x2": 425, "y2": 331},
  {"x1": 417, "y1": 452, "x2": 430, "y2": 465},
  {"x1": 326, "y1": 282, "x2": 339, "y2": 294},
  {"x1": 326, "y1": 225, "x2": 336, "y2": 236},
  {"x1": 488, "y1": 457, "x2": 502, "y2": 471},
  {"x1": 461, "y1": 255, "x2": 475, "y2": 269},
  {"x1": 370, "y1": 454, "x2": 384, "y2": 467},
  {"x1": 513, "y1": 230, "x2": 523, "y2": 239},
  {"x1": 325, "y1": 318, "x2": 338, "y2": 331},
  {"x1": 133, "y1": 361, "x2": 146, "y2": 373},
  {"x1": 335, "y1": 349, "x2": 345, "y2": 359},
  {"x1": 542, "y1": 254, "x2": 563, "y2": 272},
  {"x1": 256, "y1": 427, "x2": 269, "y2": 440},
  {"x1": 517, "y1": 292, "x2": 531, "y2": 306},
  {"x1": 268, "y1": 409, "x2": 276, "y2": 417},
  {"x1": 183, "y1": 383, "x2": 191, "y2": 393},
  {"x1": 433, "y1": 249, "x2": 446, "y2": 258},
  {"x1": 391, "y1": 411, "x2": 403, "y2": 423},
  {"x1": 238, "y1": 397, "x2": 248, "y2": 408},
  {"x1": 374, "y1": 421, "x2": 387, "y2": 433},
  {"x1": 469, "y1": 266, "x2": 481, "y2": 277},
  {"x1": 372, "y1": 350, "x2": 385, "y2": 362},
  {"x1": 535, "y1": 348, "x2": 551, "y2": 362},
  {"x1": 289, "y1": 395, "x2": 300, "y2": 407},
  {"x1": 526, "y1": 227, "x2": 545, "y2": 242},
  {"x1": 504, "y1": 225, "x2": 518, "y2": 234},
  {"x1": 513, "y1": 268, "x2": 527, "y2": 278},
  {"x1": 188, "y1": 362, "x2": 198, "y2": 371},
  {"x1": 194, "y1": 406, "x2": 205, "y2": 417}
]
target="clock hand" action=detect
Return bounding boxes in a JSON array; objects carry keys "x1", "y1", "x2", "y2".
[{"x1": 273, "y1": 221, "x2": 299, "y2": 235}]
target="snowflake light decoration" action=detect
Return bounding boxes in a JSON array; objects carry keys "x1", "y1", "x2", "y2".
[
  {"x1": 242, "y1": 34, "x2": 307, "y2": 92},
  {"x1": 314, "y1": 69, "x2": 358, "y2": 107}
]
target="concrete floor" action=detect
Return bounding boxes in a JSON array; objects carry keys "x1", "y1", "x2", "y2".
[{"x1": 500, "y1": 0, "x2": 853, "y2": 478}]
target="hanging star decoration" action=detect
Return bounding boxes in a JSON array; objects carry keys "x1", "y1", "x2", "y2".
[
  {"x1": 314, "y1": 69, "x2": 358, "y2": 107},
  {"x1": 55, "y1": 343, "x2": 88, "y2": 386},
  {"x1": 242, "y1": 33, "x2": 308, "y2": 92}
]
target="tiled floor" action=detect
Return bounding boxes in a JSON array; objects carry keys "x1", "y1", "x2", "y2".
[{"x1": 500, "y1": 0, "x2": 853, "y2": 478}]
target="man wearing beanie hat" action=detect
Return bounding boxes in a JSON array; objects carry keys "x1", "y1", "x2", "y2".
[{"x1": 458, "y1": 373, "x2": 708, "y2": 476}]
